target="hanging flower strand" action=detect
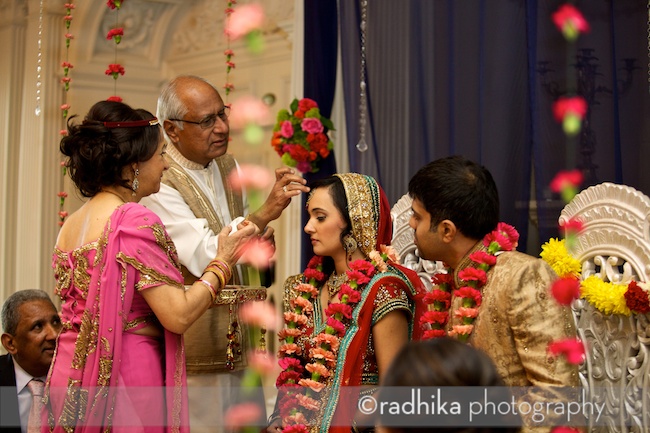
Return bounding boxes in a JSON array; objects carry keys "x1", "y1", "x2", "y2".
[
  {"x1": 224, "y1": 2, "x2": 236, "y2": 100},
  {"x1": 57, "y1": 2, "x2": 76, "y2": 227},
  {"x1": 106, "y1": 0, "x2": 125, "y2": 100}
]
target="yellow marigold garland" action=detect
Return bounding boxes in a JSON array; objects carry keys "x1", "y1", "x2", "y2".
[
  {"x1": 540, "y1": 238, "x2": 582, "y2": 278},
  {"x1": 580, "y1": 276, "x2": 631, "y2": 316},
  {"x1": 540, "y1": 238, "x2": 639, "y2": 316}
]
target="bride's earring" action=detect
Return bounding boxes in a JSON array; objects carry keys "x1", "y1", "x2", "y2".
[{"x1": 342, "y1": 234, "x2": 358, "y2": 262}]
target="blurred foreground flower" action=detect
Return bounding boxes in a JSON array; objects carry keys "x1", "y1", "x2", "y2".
[
  {"x1": 559, "y1": 216, "x2": 583, "y2": 250},
  {"x1": 551, "y1": 427, "x2": 582, "y2": 433},
  {"x1": 552, "y1": 4, "x2": 590, "y2": 41},
  {"x1": 239, "y1": 238, "x2": 274, "y2": 270},
  {"x1": 228, "y1": 96, "x2": 270, "y2": 144},
  {"x1": 550, "y1": 169, "x2": 583, "y2": 203},
  {"x1": 240, "y1": 300, "x2": 281, "y2": 331},
  {"x1": 229, "y1": 164, "x2": 274, "y2": 192},
  {"x1": 224, "y1": 3, "x2": 265, "y2": 53},
  {"x1": 553, "y1": 96, "x2": 587, "y2": 136},
  {"x1": 548, "y1": 337, "x2": 585, "y2": 364},
  {"x1": 551, "y1": 277, "x2": 580, "y2": 306},
  {"x1": 228, "y1": 164, "x2": 274, "y2": 211}
]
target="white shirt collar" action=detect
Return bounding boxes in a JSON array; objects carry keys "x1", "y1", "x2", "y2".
[
  {"x1": 12, "y1": 358, "x2": 45, "y2": 395},
  {"x1": 167, "y1": 143, "x2": 211, "y2": 171}
]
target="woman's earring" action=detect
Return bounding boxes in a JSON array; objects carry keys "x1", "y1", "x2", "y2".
[
  {"x1": 342, "y1": 234, "x2": 358, "y2": 261},
  {"x1": 131, "y1": 168, "x2": 140, "y2": 196}
]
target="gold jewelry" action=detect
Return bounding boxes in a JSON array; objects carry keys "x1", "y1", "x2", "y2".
[
  {"x1": 100, "y1": 189, "x2": 126, "y2": 203},
  {"x1": 342, "y1": 233, "x2": 358, "y2": 262},
  {"x1": 206, "y1": 258, "x2": 232, "y2": 282},
  {"x1": 326, "y1": 272, "x2": 348, "y2": 298}
]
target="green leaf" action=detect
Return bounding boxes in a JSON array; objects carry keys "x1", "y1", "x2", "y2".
[
  {"x1": 290, "y1": 99, "x2": 299, "y2": 113},
  {"x1": 321, "y1": 117, "x2": 335, "y2": 131}
]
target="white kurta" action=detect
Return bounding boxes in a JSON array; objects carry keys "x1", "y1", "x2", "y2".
[{"x1": 140, "y1": 145, "x2": 247, "y2": 277}]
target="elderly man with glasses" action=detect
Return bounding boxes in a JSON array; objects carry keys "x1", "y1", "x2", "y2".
[{"x1": 141, "y1": 75, "x2": 309, "y2": 432}]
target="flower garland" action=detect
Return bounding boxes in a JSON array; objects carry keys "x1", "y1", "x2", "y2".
[
  {"x1": 105, "y1": 0, "x2": 126, "y2": 100},
  {"x1": 271, "y1": 98, "x2": 334, "y2": 174},
  {"x1": 421, "y1": 223, "x2": 519, "y2": 342},
  {"x1": 541, "y1": 238, "x2": 650, "y2": 316},
  {"x1": 276, "y1": 248, "x2": 394, "y2": 432}
]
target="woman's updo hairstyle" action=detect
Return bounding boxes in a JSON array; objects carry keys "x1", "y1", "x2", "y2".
[{"x1": 60, "y1": 100, "x2": 160, "y2": 197}]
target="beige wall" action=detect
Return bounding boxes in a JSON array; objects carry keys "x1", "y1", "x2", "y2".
[{"x1": 0, "y1": 0, "x2": 306, "y2": 308}]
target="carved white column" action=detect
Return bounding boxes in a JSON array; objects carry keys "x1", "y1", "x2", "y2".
[
  {"x1": 0, "y1": 0, "x2": 27, "y2": 302},
  {"x1": 14, "y1": 0, "x2": 64, "y2": 293}
]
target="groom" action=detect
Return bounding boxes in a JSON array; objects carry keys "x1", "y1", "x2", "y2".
[{"x1": 407, "y1": 156, "x2": 579, "y2": 432}]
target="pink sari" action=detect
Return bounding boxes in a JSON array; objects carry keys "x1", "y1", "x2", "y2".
[{"x1": 45, "y1": 203, "x2": 189, "y2": 432}]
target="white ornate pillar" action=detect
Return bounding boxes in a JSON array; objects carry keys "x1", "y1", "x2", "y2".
[
  {"x1": 0, "y1": 0, "x2": 28, "y2": 301},
  {"x1": 14, "y1": 0, "x2": 65, "y2": 293}
]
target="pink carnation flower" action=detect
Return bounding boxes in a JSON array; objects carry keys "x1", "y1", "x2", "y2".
[
  {"x1": 295, "y1": 283, "x2": 319, "y2": 298},
  {"x1": 279, "y1": 343, "x2": 301, "y2": 356},
  {"x1": 278, "y1": 357, "x2": 302, "y2": 371},
  {"x1": 314, "y1": 333, "x2": 340, "y2": 351},
  {"x1": 449, "y1": 324, "x2": 474, "y2": 337},
  {"x1": 283, "y1": 312, "x2": 308, "y2": 326},
  {"x1": 278, "y1": 328, "x2": 302, "y2": 340},
  {"x1": 305, "y1": 362, "x2": 331, "y2": 377},
  {"x1": 280, "y1": 120, "x2": 294, "y2": 138},
  {"x1": 380, "y1": 244, "x2": 400, "y2": 262},
  {"x1": 455, "y1": 307, "x2": 479, "y2": 319},
  {"x1": 298, "y1": 378, "x2": 326, "y2": 393},
  {"x1": 290, "y1": 296, "x2": 313, "y2": 313}
]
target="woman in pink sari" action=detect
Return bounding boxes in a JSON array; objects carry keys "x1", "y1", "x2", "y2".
[{"x1": 45, "y1": 100, "x2": 258, "y2": 432}]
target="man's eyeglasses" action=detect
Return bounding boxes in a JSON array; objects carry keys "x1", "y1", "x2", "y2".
[{"x1": 169, "y1": 106, "x2": 230, "y2": 130}]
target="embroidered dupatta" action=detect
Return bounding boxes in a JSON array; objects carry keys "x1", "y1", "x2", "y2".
[{"x1": 46, "y1": 203, "x2": 189, "y2": 432}]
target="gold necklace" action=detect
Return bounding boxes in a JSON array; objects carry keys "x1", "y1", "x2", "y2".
[
  {"x1": 100, "y1": 189, "x2": 126, "y2": 203},
  {"x1": 326, "y1": 272, "x2": 348, "y2": 298}
]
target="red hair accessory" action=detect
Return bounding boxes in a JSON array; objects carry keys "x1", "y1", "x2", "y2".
[{"x1": 103, "y1": 118, "x2": 159, "y2": 128}]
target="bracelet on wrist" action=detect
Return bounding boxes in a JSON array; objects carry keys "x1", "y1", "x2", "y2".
[{"x1": 197, "y1": 279, "x2": 217, "y2": 304}]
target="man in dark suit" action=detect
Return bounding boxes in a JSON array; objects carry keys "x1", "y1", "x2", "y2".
[{"x1": 1, "y1": 290, "x2": 61, "y2": 433}]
